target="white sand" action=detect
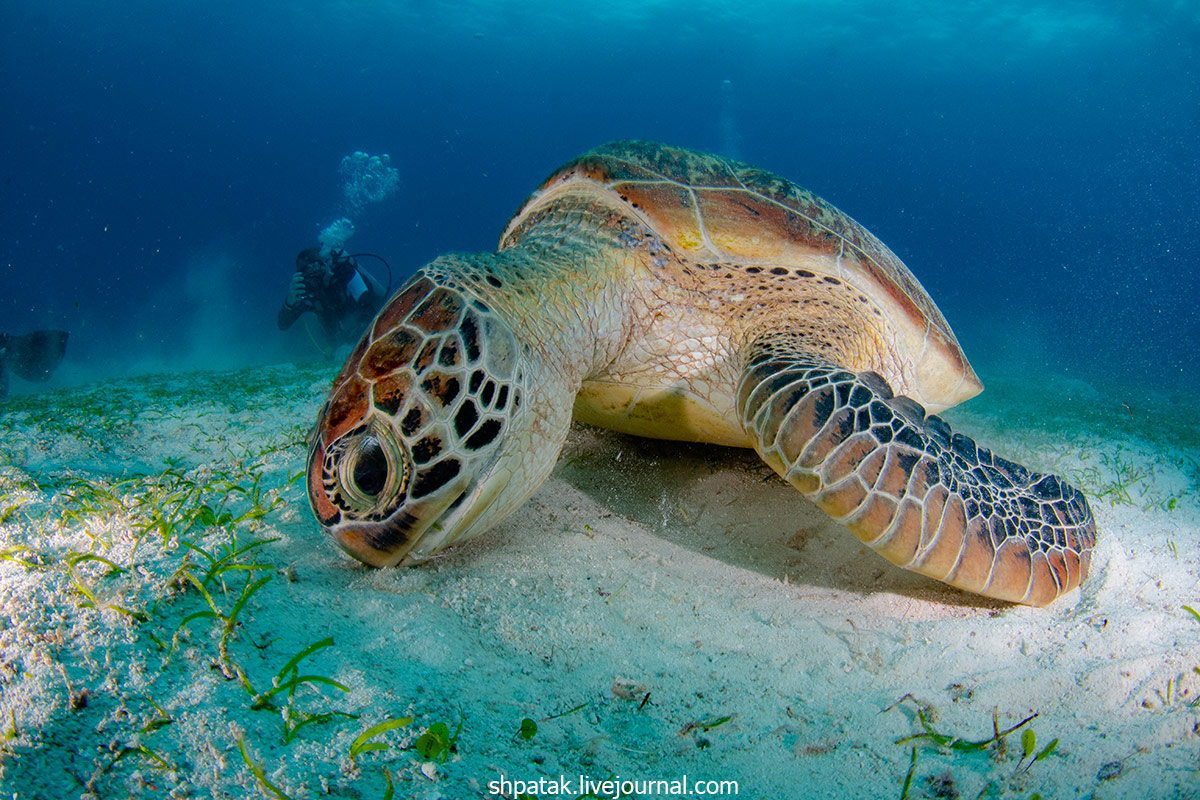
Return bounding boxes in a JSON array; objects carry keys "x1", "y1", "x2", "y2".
[{"x1": 0, "y1": 364, "x2": 1197, "y2": 799}]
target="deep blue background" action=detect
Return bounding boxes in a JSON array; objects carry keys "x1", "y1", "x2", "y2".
[{"x1": 2, "y1": 1, "x2": 1197, "y2": 398}]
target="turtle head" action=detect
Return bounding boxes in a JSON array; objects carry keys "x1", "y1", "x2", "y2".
[{"x1": 306, "y1": 271, "x2": 533, "y2": 567}]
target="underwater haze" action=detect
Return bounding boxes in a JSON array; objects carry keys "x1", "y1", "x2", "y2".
[{"x1": 2, "y1": 0, "x2": 1198, "y2": 397}]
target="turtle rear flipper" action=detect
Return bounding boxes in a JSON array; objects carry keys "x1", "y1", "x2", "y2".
[
  {"x1": 737, "y1": 337, "x2": 1095, "y2": 606},
  {"x1": 4, "y1": 330, "x2": 68, "y2": 382}
]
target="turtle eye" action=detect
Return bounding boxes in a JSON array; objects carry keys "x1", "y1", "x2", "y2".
[
  {"x1": 351, "y1": 437, "x2": 388, "y2": 497},
  {"x1": 328, "y1": 423, "x2": 410, "y2": 518}
]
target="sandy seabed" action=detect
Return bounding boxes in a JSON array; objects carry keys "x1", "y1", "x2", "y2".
[{"x1": 0, "y1": 363, "x2": 1198, "y2": 800}]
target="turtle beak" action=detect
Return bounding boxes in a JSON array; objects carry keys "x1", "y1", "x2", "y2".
[{"x1": 326, "y1": 486, "x2": 470, "y2": 568}]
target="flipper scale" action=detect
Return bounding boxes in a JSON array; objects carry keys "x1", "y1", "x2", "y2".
[{"x1": 738, "y1": 338, "x2": 1096, "y2": 606}]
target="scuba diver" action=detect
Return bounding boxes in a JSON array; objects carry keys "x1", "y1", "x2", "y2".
[
  {"x1": 277, "y1": 248, "x2": 389, "y2": 348},
  {"x1": 0, "y1": 330, "x2": 68, "y2": 399}
]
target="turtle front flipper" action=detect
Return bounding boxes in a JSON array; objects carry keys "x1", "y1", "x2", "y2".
[{"x1": 737, "y1": 338, "x2": 1095, "y2": 606}]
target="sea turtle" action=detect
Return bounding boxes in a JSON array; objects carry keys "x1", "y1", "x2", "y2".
[{"x1": 305, "y1": 141, "x2": 1095, "y2": 606}]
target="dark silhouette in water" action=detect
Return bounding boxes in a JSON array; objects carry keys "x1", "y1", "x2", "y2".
[
  {"x1": 278, "y1": 248, "x2": 387, "y2": 348},
  {"x1": 0, "y1": 330, "x2": 69, "y2": 398}
]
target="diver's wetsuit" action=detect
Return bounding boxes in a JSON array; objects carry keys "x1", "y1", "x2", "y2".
[{"x1": 278, "y1": 249, "x2": 385, "y2": 345}]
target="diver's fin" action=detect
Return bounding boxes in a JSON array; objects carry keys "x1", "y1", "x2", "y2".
[{"x1": 5, "y1": 330, "x2": 68, "y2": 382}]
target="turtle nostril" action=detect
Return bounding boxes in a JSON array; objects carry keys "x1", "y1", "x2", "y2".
[{"x1": 353, "y1": 437, "x2": 388, "y2": 497}]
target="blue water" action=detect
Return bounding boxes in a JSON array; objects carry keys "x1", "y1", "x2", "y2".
[{"x1": 2, "y1": 0, "x2": 1197, "y2": 395}]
